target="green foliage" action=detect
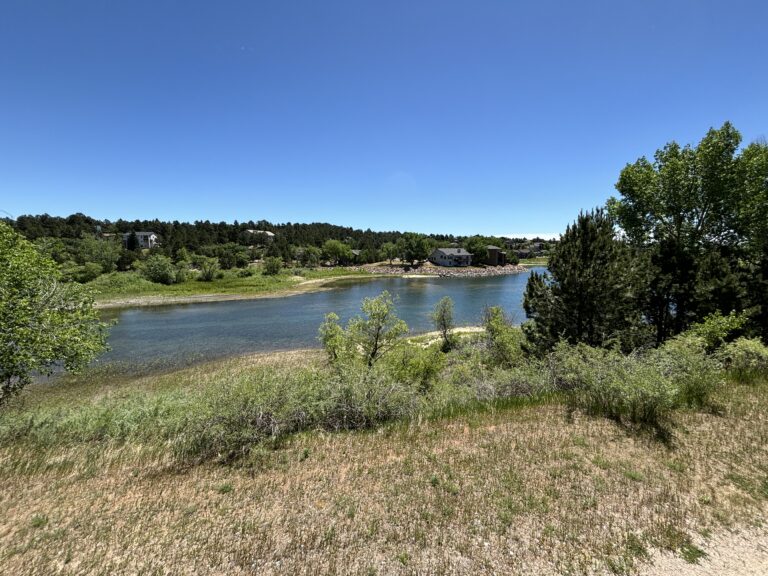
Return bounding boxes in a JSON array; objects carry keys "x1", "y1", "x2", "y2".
[
  {"x1": 319, "y1": 291, "x2": 408, "y2": 367},
  {"x1": 383, "y1": 344, "x2": 445, "y2": 393},
  {"x1": 431, "y1": 297, "x2": 456, "y2": 352},
  {"x1": 554, "y1": 344, "x2": 678, "y2": 430},
  {"x1": 140, "y1": 254, "x2": 177, "y2": 285},
  {"x1": 61, "y1": 261, "x2": 103, "y2": 283},
  {"x1": 717, "y1": 338, "x2": 768, "y2": 383},
  {"x1": 686, "y1": 310, "x2": 747, "y2": 352},
  {"x1": 608, "y1": 122, "x2": 767, "y2": 341},
  {"x1": 262, "y1": 256, "x2": 283, "y2": 276},
  {"x1": 652, "y1": 335, "x2": 723, "y2": 408},
  {"x1": 322, "y1": 239, "x2": 353, "y2": 265},
  {"x1": 483, "y1": 307, "x2": 525, "y2": 368},
  {"x1": 523, "y1": 209, "x2": 647, "y2": 354},
  {"x1": 198, "y1": 256, "x2": 220, "y2": 282},
  {"x1": 298, "y1": 245, "x2": 322, "y2": 267},
  {"x1": 397, "y1": 233, "x2": 432, "y2": 265},
  {"x1": 0, "y1": 222, "x2": 109, "y2": 406},
  {"x1": 381, "y1": 241, "x2": 398, "y2": 264}
]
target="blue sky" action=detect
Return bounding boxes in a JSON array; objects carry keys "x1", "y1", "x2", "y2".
[{"x1": 1, "y1": 1, "x2": 766, "y2": 237}]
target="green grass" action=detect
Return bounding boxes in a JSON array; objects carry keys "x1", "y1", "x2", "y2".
[
  {"x1": 87, "y1": 266, "x2": 377, "y2": 302},
  {"x1": 518, "y1": 257, "x2": 549, "y2": 266}
]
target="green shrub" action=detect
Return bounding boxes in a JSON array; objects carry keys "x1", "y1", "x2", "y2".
[
  {"x1": 140, "y1": 255, "x2": 176, "y2": 285},
  {"x1": 198, "y1": 257, "x2": 220, "y2": 282},
  {"x1": 553, "y1": 343, "x2": 677, "y2": 429},
  {"x1": 717, "y1": 338, "x2": 768, "y2": 383},
  {"x1": 237, "y1": 267, "x2": 255, "y2": 278},
  {"x1": 687, "y1": 311, "x2": 748, "y2": 352},
  {"x1": 483, "y1": 306, "x2": 525, "y2": 368},
  {"x1": 61, "y1": 261, "x2": 103, "y2": 283},
  {"x1": 262, "y1": 257, "x2": 283, "y2": 276},
  {"x1": 383, "y1": 344, "x2": 444, "y2": 393},
  {"x1": 652, "y1": 335, "x2": 723, "y2": 408}
]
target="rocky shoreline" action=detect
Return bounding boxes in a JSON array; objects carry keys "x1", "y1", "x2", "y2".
[{"x1": 354, "y1": 263, "x2": 529, "y2": 278}]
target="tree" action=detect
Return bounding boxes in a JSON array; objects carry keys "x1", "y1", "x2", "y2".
[
  {"x1": 381, "y1": 242, "x2": 398, "y2": 264},
  {"x1": 319, "y1": 291, "x2": 408, "y2": 367},
  {"x1": 464, "y1": 236, "x2": 489, "y2": 265},
  {"x1": 607, "y1": 122, "x2": 762, "y2": 342},
  {"x1": 299, "y1": 245, "x2": 322, "y2": 267},
  {"x1": 399, "y1": 233, "x2": 431, "y2": 265},
  {"x1": 322, "y1": 239, "x2": 353, "y2": 266},
  {"x1": 0, "y1": 222, "x2": 109, "y2": 406},
  {"x1": 431, "y1": 296, "x2": 456, "y2": 351},
  {"x1": 523, "y1": 209, "x2": 646, "y2": 354}
]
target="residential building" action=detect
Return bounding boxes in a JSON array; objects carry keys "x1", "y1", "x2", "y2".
[{"x1": 429, "y1": 248, "x2": 472, "y2": 267}]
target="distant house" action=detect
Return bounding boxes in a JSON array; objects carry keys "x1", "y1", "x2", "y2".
[
  {"x1": 122, "y1": 231, "x2": 159, "y2": 249},
  {"x1": 486, "y1": 245, "x2": 507, "y2": 266},
  {"x1": 429, "y1": 248, "x2": 472, "y2": 267},
  {"x1": 245, "y1": 230, "x2": 275, "y2": 242}
]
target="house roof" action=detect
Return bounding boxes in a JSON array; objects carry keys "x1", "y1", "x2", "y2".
[
  {"x1": 433, "y1": 248, "x2": 471, "y2": 256},
  {"x1": 486, "y1": 245, "x2": 503, "y2": 250},
  {"x1": 246, "y1": 229, "x2": 275, "y2": 236},
  {"x1": 123, "y1": 231, "x2": 158, "y2": 236}
]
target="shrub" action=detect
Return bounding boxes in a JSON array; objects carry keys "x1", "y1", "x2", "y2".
[
  {"x1": 383, "y1": 344, "x2": 444, "y2": 393},
  {"x1": 262, "y1": 256, "x2": 283, "y2": 276},
  {"x1": 61, "y1": 261, "x2": 103, "y2": 283},
  {"x1": 174, "y1": 261, "x2": 191, "y2": 283},
  {"x1": 140, "y1": 255, "x2": 176, "y2": 285},
  {"x1": 320, "y1": 291, "x2": 409, "y2": 367},
  {"x1": 431, "y1": 296, "x2": 457, "y2": 352},
  {"x1": 198, "y1": 257, "x2": 220, "y2": 282},
  {"x1": 483, "y1": 306, "x2": 525, "y2": 368},
  {"x1": 237, "y1": 267, "x2": 255, "y2": 278},
  {"x1": 652, "y1": 335, "x2": 723, "y2": 408},
  {"x1": 553, "y1": 343, "x2": 677, "y2": 430},
  {"x1": 717, "y1": 338, "x2": 768, "y2": 383},
  {"x1": 687, "y1": 311, "x2": 748, "y2": 353}
]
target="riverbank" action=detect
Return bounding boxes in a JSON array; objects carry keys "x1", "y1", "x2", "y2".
[
  {"x1": 1, "y1": 345, "x2": 766, "y2": 575},
  {"x1": 93, "y1": 263, "x2": 534, "y2": 309},
  {"x1": 356, "y1": 262, "x2": 529, "y2": 277},
  {"x1": 93, "y1": 273, "x2": 385, "y2": 309}
]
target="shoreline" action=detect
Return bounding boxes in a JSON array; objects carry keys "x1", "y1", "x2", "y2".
[{"x1": 95, "y1": 264, "x2": 533, "y2": 310}]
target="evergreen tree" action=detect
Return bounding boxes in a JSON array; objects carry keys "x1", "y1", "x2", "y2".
[{"x1": 523, "y1": 209, "x2": 646, "y2": 354}]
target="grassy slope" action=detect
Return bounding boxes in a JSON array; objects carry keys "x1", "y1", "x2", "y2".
[
  {"x1": 1, "y1": 354, "x2": 767, "y2": 575},
  {"x1": 519, "y1": 257, "x2": 549, "y2": 266},
  {"x1": 87, "y1": 267, "x2": 376, "y2": 302}
]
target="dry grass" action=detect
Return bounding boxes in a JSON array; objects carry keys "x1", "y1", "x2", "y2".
[{"x1": 1, "y1": 358, "x2": 767, "y2": 575}]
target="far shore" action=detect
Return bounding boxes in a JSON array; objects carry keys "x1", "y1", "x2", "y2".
[{"x1": 95, "y1": 263, "x2": 533, "y2": 310}]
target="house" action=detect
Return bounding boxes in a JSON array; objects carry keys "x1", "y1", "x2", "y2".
[
  {"x1": 122, "y1": 231, "x2": 159, "y2": 249},
  {"x1": 486, "y1": 245, "x2": 507, "y2": 266},
  {"x1": 429, "y1": 248, "x2": 472, "y2": 267},
  {"x1": 245, "y1": 230, "x2": 275, "y2": 242}
]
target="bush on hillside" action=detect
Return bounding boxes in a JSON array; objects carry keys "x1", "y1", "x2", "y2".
[
  {"x1": 140, "y1": 254, "x2": 177, "y2": 285},
  {"x1": 483, "y1": 306, "x2": 525, "y2": 368},
  {"x1": 717, "y1": 337, "x2": 768, "y2": 383},
  {"x1": 262, "y1": 256, "x2": 283, "y2": 276}
]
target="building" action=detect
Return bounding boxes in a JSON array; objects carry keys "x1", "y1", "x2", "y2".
[
  {"x1": 122, "y1": 231, "x2": 159, "y2": 249},
  {"x1": 245, "y1": 230, "x2": 275, "y2": 242},
  {"x1": 486, "y1": 245, "x2": 507, "y2": 266},
  {"x1": 429, "y1": 248, "x2": 472, "y2": 267}
]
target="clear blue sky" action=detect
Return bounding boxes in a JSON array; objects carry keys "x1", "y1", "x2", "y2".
[{"x1": 1, "y1": 1, "x2": 766, "y2": 237}]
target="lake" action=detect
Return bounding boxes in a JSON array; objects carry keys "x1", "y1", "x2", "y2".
[{"x1": 98, "y1": 268, "x2": 544, "y2": 369}]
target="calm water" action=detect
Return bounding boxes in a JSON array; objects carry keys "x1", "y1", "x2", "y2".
[{"x1": 98, "y1": 268, "x2": 543, "y2": 369}]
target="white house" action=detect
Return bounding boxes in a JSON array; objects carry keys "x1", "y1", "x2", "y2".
[
  {"x1": 428, "y1": 248, "x2": 472, "y2": 267},
  {"x1": 123, "y1": 231, "x2": 159, "y2": 249}
]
